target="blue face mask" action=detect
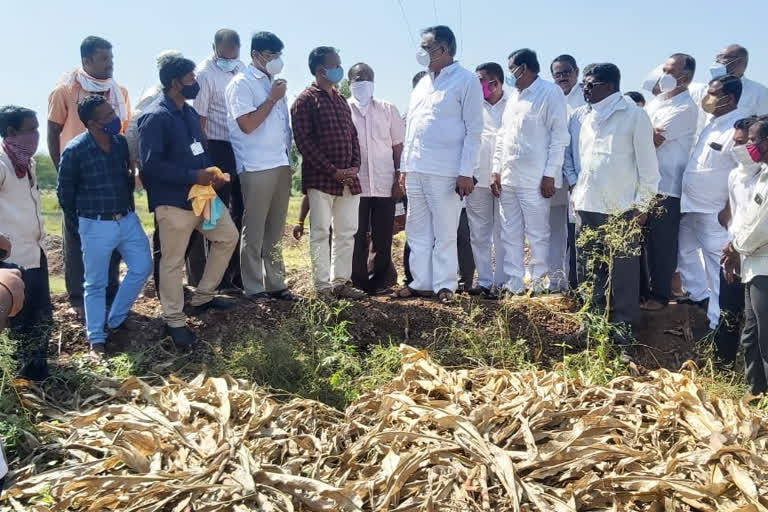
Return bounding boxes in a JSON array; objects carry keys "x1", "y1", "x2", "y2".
[
  {"x1": 101, "y1": 117, "x2": 121, "y2": 136},
  {"x1": 505, "y1": 66, "x2": 521, "y2": 88},
  {"x1": 216, "y1": 58, "x2": 239, "y2": 73},
  {"x1": 709, "y1": 63, "x2": 727, "y2": 79},
  {"x1": 324, "y1": 66, "x2": 344, "y2": 84}
]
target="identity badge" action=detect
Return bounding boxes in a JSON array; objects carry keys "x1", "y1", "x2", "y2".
[{"x1": 190, "y1": 141, "x2": 204, "y2": 156}]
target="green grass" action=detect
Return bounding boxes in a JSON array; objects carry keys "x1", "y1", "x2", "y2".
[{"x1": 40, "y1": 190, "x2": 155, "y2": 237}]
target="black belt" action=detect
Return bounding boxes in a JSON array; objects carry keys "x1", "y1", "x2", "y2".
[{"x1": 80, "y1": 210, "x2": 133, "y2": 221}]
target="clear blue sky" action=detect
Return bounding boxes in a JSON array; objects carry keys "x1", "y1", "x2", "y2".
[{"x1": 4, "y1": 0, "x2": 767, "y2": 154}]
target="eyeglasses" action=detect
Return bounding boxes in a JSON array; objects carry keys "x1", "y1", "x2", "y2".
[
  {"x1": 553, "y1": 70, "x2": 573, "y2": 79},
  {"x1": 584, "y1": 81, "x2": 607, "y2": 90}
]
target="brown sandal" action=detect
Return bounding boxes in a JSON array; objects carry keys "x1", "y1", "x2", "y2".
[
  {"x1": 392, "y1": 286, "x2": 418, "y2": 299},
  {"x1": 437, "y1": 288, "x2": 454, "y2": 303}
]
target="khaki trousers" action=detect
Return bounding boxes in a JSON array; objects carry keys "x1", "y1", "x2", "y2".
[
  {"x1": 239, "y1": 166, "x2": 292, "y2": 295},
  {"x1": 155, "y1": 205, "x2": 238, "y2": 327}
]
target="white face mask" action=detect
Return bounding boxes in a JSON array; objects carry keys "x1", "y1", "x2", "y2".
[
  {"x1": 642, "y1": 64, "x2": 663, "y2": 92},
  {"x1": 350, "y1": 81, "x2": 374, "y2": 106},
  {"x1": 733, "y1": 144, "x2": 757, "y2": 168},
  {"x1": 416, "y1": 48, "x2": 431, "y2": 67},
  {"x1": 265, "y1": 56, "x2": 284, "y2": 75},
  {"x1": 658, "y1": 73, "x2": 678, "y2": 93}
]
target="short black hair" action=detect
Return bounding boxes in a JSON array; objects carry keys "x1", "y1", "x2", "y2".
[
  {"x1": 509, "y1": 48, "x2": 541, "y2": 74},
  {"x1": 710, "y1": 74, "x2": 743, "y2": 103},
  {"x1": 77, "y1": 95, "x2": 107, "y2": 125},
  {"x1": 625, "y1": 91, "x2": 646, "y2": 105},
  {"x1": 670, "y1": 53, "x2": 696, "y2": 76},
  {"x1": 251, "y1": 31, "x2": 284, "y2": 53},
  {"x1": 585, "y1": 63, "x2": 621, "y2": 91},
  {"x1": 80, "y1": 36, "x2": 112, "y2": 59},
  {"x1": 476, "y1": 62, "x2": 504, "y2": 84},
  {"x1": 412, "y1": 71, "x2": 427, "y2": 89},
  {"x1": 308, "y1": 46, "x2": 337, "y2": 75},
  {"x1": 421, "y1": 25, "x2": 457, "y2": 57},
  {"x1": 734, "y1": 115, "x2": 759, "y2": 131},
  {"x1": 0, "y1": 105, "x2": 36, "y2": 138},
  {"x1": 348, "y1": 62, "x2": 374, "y2": 81},
  {"x1": 753, "y1": 115, "x2": 768, "y2": 141},
  {"x1": 214, "y1": 29, "x2": 240, "y2": 48},
  {"x1": 159, "y1": 56, "x2": 197, "y2": 89},
  {"x1": 551, "y1": 54, "x2": 578, "y2": 73}
]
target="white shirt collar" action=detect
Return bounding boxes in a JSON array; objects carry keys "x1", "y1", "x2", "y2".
[
  {"x1": 430, "y1": 61, "x2": 460, "y2": 80},
  {"x1": 248, "y1": 64, "x2": 270, "y2": 80}
]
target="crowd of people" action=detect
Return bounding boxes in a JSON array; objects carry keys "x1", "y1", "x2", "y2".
[{"x1": 2, "y1": 25, "x2": 768, "y2": 394}]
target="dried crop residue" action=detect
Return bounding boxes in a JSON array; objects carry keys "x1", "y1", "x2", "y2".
[{"x1": 7, "y1": 345, "x2": 768, "y2": 511}]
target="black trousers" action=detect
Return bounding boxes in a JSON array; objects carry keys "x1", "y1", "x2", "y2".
[
  {"x1": 567, "y1": 222, "x2": 577, "y2": 290},
  {"x1": 576, "y1": 210, "x2": 640, "y2": 326},
  {"x1": 185, "y1": 139, "x2": 243, "y2": 289},
  {"x1": 457, "y1": 208, "x2": 475, "y2": 290},
  {"x1": 352, "y1": 197, "x2": 396, "y2": 293},
  {"x1": 640, "y1": 195, "x2": 681, "y2": 304},
  {"x1": 62, "y1": 213, "x2": 120, "y2": 307},
  {"x1": 742, "y1": 276, "x2": 768, "y2": 395},
  {"x1": 714, "y1": 268, "x2": 745, "y2": 364},
  {"x1": 5, "y1": 250, "x2": 53, "y2": 378}
]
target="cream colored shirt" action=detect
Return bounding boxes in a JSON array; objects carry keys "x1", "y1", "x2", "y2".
[{"x1": 0, "y1": 150, "x2": 45, "y2": 269}]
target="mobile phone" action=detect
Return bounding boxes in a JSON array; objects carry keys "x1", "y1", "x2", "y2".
[{"x1": 710, "y1": 142, "x2": 723, "y2": 151}]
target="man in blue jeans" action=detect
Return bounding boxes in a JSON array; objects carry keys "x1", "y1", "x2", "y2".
[{"x1": 57, "y1": 94, "x2": 152, "y2": 359}]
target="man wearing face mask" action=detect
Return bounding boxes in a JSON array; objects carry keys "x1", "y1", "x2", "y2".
[
  {"x1": 291, "y1": 47, "x2": 366, "y2": 299},
  {"x1": 346, "y1": 63, "x2": 405, "y2": 295},
  {"x1": 190, "y1": 29, "x2": 245, "y2": 291},
  {"x1": 639, "y1": 54, "x2": 699, "y2": 312},
  {"x1": 464, "y1": 62, "x2": 507, "y2": 297},
  {"x1": 0, "y1": 106, "x2": 51, "y2": 380},
  {"x1": 707, "y1": 45, "x2": 768, "y2": 117},
  {"x1": 491, "y1": 48, "x2": 569, "y2": 295},
  {"x1": 226, "y1": 31, "x2": 297, "y2": 303},
  {"x1": 139, "y1": 56, "x2": 238, "y2": 348},
  {"x1": 48, "y1": 36, "x2": 128, "y2": 322},
  {"x1": 58, "y1": 95, "x2": 152, "y2": 359},
  {"x1": 715, "y1": 116, "x2": 759, "y2": 365},
  {"x1": 678, "y1": 75, "x2": 743, "y2": 331},
  {"x1": 396, "y1": 25, "x2": 483, "y2": 303},
  {"x1": 572, "y1": 63, "x2": 659, "y2": 339}
]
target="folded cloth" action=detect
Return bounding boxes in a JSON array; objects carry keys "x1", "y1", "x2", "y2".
[
  {"x1": 188, "y1": 167, "x2": 230, "y2": 223},
  {"x1": 203, "y1": 196, "x2": 224, "y2": 231}
]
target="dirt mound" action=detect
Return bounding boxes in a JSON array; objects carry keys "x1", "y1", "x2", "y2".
[{"x1": 43, "y1": 234, "x2": 63, "y2": 275}]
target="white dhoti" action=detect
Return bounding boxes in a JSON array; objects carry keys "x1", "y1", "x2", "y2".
[
  {"x1": 405, "y1": 172, "x2": 462, "y2": 293},
  {"x1": 498, "y1": 186, "x2": 551, "y2": 292},
  {"x1": 465, "y1": 186, "x2": 506, "y2": 289}
]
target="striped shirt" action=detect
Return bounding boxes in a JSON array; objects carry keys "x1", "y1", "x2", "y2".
[{"x1": 194, "y1": 56, "x2": 245, "y2": 142}]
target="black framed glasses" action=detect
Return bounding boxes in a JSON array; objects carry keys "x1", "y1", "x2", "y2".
[{"x1": 584, "y1": 81, "x2": 607, "y2": 90}]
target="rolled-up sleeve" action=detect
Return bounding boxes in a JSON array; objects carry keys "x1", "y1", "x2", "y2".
[
  {"x1": 138, "y1": 112, "x2": 199, "y2": 185},
  {"x1": 633, "y1": 110, "x2": 661, "y2": 209},
  {"x1": 459, "y1": 77, "x2": 484, "y2": 177}
]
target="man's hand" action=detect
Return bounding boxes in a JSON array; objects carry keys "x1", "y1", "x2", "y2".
[
  {"x1": 0, "y1": 268, "x2": 25, "y2": 317},
  {"x1": 718, "y1": 206, "x2": 732, "y2": 229},
  {"x1": 268, "y1": 79, "x2": 287, "y2": 103},
  {"x1": 399, "y1": 172, "x2": 407, "y2": 195},
  {"x1": 721, "y1": 242, "x2": 740, "y2": 283},
  {"x1": 393, "y1": 214, "x2": 406, "y2": 234},
  {"x1": 456, "y1": 176, "x2": 474, "y2": 199},
  {"x1": 632, "y1": 209, "x2": 649, "y2": 227},
  {"x1": 653, "y1": 128, "x2": 667, "y2": 148},
  {"x1": 292, "y1": 223, "x2": 304, "y2": 240},
  {"x1": 195, "y1": 168, "x2": 219, "y2": 186},
  {"x1": 0, "y1": 235, "x2": 10, "y2": 261},
  {"x1": 391, "y1": 173, "x2": 404, "y2": 200},
  {"x1": 540, "y1": 176, "x2": 556, "y2": 198},
  {"x1": 490, "y1": 174, "x2": 502, "y2": 198},
  {"x1": 211, "y1": 171, "x2": 231, "y2": 190}
]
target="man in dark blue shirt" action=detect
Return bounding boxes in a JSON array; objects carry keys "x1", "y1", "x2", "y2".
[
  {"x1": 138, "y1": 56, "x2": 237, "y2": 348},
  {"x1": 57, "y1": 95, "x2": 152, "y2": 358}
]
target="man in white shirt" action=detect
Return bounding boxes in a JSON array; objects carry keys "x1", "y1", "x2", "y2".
[
  {"x1": 190, "y1": 29, "x2": 245, "y2": 291},
  {"x1": 572, "y1": 63, "x2": 659, "y2": 334},
  {"x1": 491, "y1": 48, "x2": 569, "y2": 294},
  {"x1": 465, "y1": 62, "x2": 507, "y2": 297},
  {"x1": 551, "y1": 54, "x2": 586, "y2": 290},
  {"x1": 225, "y1": 31, "x2": 296, "y2": 302},
  {"x1": 398, "y1": 25, "x2": 483, "y2": 303},
  {"x1": 679, "y1": 75, "x2": 743, "y2": 330},
  {"x1": 640, "y1": 54, "x2": 699, "y2": 312},
  {"x1": 347, "y1": 63, "x2": 405, "y2": 295},
  {"x1": 708, "y1": 45, "x2": 768, "y2": 117}
]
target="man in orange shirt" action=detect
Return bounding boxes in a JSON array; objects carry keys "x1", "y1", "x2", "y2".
[{"x1": 48, "y1": 36, "x2": 130, "y2": 320}]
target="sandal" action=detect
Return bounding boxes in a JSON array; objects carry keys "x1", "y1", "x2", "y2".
[
  {"x1": 640, "y1": 299, "x2": 667, "y2": 312},
  {"x1": 437, "y1": 288, "x2": 453, "y2": 303},
  {"x1": 247, "y1": 292, "x2": 273, "y2": 304},
  {"x1": 392, "y1": 286, "x2": 434, "y2": 299},
  {"x1": 271, "y1": 289, "x2": 301, "y2": 302}
]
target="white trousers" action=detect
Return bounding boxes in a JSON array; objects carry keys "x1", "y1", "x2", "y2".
[
  {"x1": 405, "y1": 172, "x2": 461, "y2": 293},
  {"x1": 308, "y1": 187, "x2": 360, "y2": 291},
  {"x1": 677, "y1": 212, "x2": 731, "y2": 328},
  {"x1": 548, "y1": 204, "x2": 569, "y2": 291},
  {"x1": 498, "y1": 186, "x2": 551, "y2": 292},
  {"x1": 465, "y1": 186, "x2": 506, "y2": 288}
]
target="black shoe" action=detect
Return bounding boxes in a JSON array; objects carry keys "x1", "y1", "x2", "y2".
[
  {"x1": 167, "y1": 326, "x2": 196, "y2": 348},
  {"x1": 191, "y1": 297, "x2": 236, "y2": 315},
  {"x1": 19, "y1": 358, "x2": 49, "y2": 381}
]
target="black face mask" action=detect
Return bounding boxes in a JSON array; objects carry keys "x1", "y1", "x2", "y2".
[{"x1": 181, "y1": 81, "x2": 201, "y2": 100}]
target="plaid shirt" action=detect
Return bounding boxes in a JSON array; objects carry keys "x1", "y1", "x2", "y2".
[
  {"x1": 57, "y1": 132, "x2": 133, "y2": 219},
  {"x1": 291, "y1": 84, "x2": 361, "y2": 196}
]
